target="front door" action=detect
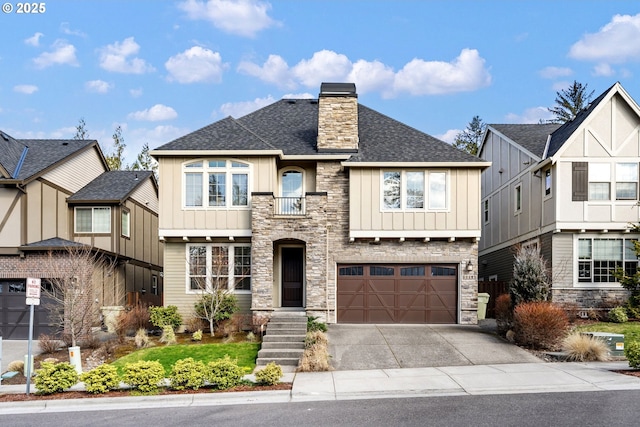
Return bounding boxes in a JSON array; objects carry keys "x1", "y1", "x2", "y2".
[{"x1": 282, "y1": 247, "x2": 304, "y2": 307}]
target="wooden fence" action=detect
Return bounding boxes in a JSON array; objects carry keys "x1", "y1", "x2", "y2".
[{"x1": 478, "y1": 281, "x2": 508, "y2": 319}]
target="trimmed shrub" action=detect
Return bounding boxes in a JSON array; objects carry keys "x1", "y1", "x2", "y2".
[
  {"x1": 122, "y1": 360, "x2": 165, "y2": 393},
  {"x1": 149, "y1": 305, "x2": 182, "y2": 331},
  {"x1": 509, "y1": 244, "x2": 550, "y2": 305},
  {"x1": 38, "y1": 334, "x2": 60, "y2": 354},
  {"x1": 562, "y1": 333, "x2": 610, "y2": 362},
  {"x1": 255, "y1": 362, "x2": 283, "y2": 386},
  {"x1": 206, "y1": 355, "x2": 244, "y2": 390},
  {"x1": 34, "y1": 362, "x2": 79, "y2": 395},
  {"x1": 192, "y1": 329, "x2": 203, "y2": 341},
  {"x1": 307, "y1": 316, "x2": 328, "y2": 333},
  {"x1": 80, "y1": 364, "x2": 120, "y2": 394},
  {"x1": 513, "y1": 301, "x2": 569, "y2": 350},
  {"x1": 625, "y1": 341, "x2": 640, "y2": 369},
  {"x1": 495, "y1": 293, "x2": 513, "y2": 335},
  {"x1": 159, "y1": 325, "x2": 177, "y2": 345},
  {"x1": 169, "y1": 358, "x2": 207, "y2": 390},
  {"x1": 607, "y1": 307, "x2": 628, "y2": 323}
]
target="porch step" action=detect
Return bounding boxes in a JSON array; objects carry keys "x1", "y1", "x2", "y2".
[{"x1": 255, "y1": 312, "x2": 308, "y2": 369}]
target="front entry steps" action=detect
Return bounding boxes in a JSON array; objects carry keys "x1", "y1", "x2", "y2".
[{"x1": 255, "y1": 312, "x2": 307, "y2": 372}]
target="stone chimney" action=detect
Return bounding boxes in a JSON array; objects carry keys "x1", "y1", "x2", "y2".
[{"x1": 317, "y1": 82, "x2": 358, "y2": 152}]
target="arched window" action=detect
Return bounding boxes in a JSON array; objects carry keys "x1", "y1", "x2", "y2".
[{"x1": 279, "y1": 168, "x2": 304, "y2": 214}]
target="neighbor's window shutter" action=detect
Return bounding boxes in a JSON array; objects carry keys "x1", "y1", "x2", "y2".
[{"x1": 572, "y1": 162, "x2": 588, "y2": 201}]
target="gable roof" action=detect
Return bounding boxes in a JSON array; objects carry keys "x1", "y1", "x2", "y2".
[
  {"x1": 488, "y1": 124, "x2": 561, "y2": 159},
  {"x1": 0, "y1": 131, "x2": 101, "y2": 182},
  {"x1": 67, "y1": 170, "x2": 155, "y2": 204},
  {"x1": 153, "y1": 98, "x2": 484, "y2": 165}
]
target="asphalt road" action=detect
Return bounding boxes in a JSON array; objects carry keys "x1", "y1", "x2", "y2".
[{"x1": 3, "y1": 390, "x2": 639, "y2": 426}]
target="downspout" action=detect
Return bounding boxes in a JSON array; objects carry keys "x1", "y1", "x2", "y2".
[{"x1": 326, "y1": 223, "x2": 330, "y2": 323}]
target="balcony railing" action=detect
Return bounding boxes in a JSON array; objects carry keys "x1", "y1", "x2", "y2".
[{"x1": 274, "y1": 197, "x2": 305, "y2": 216}]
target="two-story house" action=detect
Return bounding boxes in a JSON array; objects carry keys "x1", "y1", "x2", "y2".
[
  {"x1": 0, "y1": 131, "x2": 163, "y2": 339},
  {"x1": 152, "y1": 83, "x2": 489, "y2": 326},
  {"x1": 478, "y1": 82, "x2": 640, "y2": 309}
]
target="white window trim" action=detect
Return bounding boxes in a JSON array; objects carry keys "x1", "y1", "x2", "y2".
[
  {"x1": 514, "y1": 183, "x2": 522, "y2": 215},
  {"x1": 380, "y1": 169, "x2": 449, "y2": 212},
  {"x1": 488, "y1": 274, "x2": 498, "y2": 282},
  {"x1": 279, "y1": 167, "x2": 305, "y2": 197},
  {"x1": 544, "y1": 168, "x2": 552, "y2": 199},
  {"x1": 181, "y1": 159, "x2": 251, "y2": 210},
  {"x1": 74, "y1": 206, "x2": 111, "y2": 233},
  {"x1": 185, "y1": 243, "x2": 252, "y2": 294},
  {"x1": 572, "y1": 234, "x2": 636, "y2": 288},
  {"x1": 121, "y1": 210, "x2": 130, "y2": 238},
  {"x1": 483, "y1": 199, "x2": 490, "y2": 224}
]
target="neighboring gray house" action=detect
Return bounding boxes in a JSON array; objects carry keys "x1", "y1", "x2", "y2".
[
  {"x1": 152, "y1": 83, "x2": 490, "y2": 326},
  {"x1": 478, "y1": 82, "x2": 640, "y2": 309},
  {"x1": 0, "y1": 131, "x2": 163, "y2": 339}
]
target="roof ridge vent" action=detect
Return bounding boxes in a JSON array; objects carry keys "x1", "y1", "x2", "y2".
[
  {"x1": 287, "y1": 99, "x2": 296, "y2": 104},
  {"x1": 1, "y1": 131, "x2": 8, "y2": 141}
]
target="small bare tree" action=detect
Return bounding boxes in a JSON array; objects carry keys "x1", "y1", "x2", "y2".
[
  {"x1": 42, "y1": 245, "x2": 122, "y2": 347},
  {"x1": 191, "y1": 246, "x2": 239, "y2": 337}
]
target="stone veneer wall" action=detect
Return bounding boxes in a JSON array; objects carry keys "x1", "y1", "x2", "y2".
[
  {"x1": 251, "y1": 161, "x2": 479, "y2": 325},
  {"x1": 317, "y1": 95, "x2": 359, "y2": 151},
  {"x1": 551, "y1": 288, "x2": 630, "y2": 309}
]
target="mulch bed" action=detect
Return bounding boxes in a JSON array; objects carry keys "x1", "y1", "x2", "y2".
[{"x1": 0, "y1": 382, "x2": 292, "y2": 402}]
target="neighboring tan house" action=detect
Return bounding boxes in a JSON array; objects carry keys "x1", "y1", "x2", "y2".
[
  {"x1": 0, "y1": 131, "x2": 163, "y2": 339},
  {"x1": 151, "y1": 83, "x2": 489, "y2": 326},
  {"x1": 478, "y1": 82, "x2": 640, "y2": 310}
]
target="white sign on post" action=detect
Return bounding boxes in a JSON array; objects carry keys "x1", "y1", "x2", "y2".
[
  {"x1": 26, "y1": 277, "x2": 41, "y2": 300},
  {"x1": 25, "y1": 277, "x2": 41, "y2": 395}
]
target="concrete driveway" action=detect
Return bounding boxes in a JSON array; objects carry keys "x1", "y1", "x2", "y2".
[{"x1": 327, "y1": 321, "x2": 542, "y2": 370}]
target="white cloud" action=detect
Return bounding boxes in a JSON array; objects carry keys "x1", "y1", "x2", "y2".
[
  {"x1": 569, "y1": 13, "x2": 640, "y2": 63},
  {"x1": 130, "y1": 88, "x2": 143, "y2": 98},
  {"x1": 436, "y1": 129, "x2": 461, "y2": 145},
  {"x1": 282, "y1": 92, "x2": 313, "y2": 99},
  {"x1": 24, "y1": 32, "x2": 43, "y2": 47},
  {"x1": 292, "y1": 50, "x2": 352, "y2": 88},
  {"x1": 99, "y1": 37, "x2": 155, "y2": 74},
  {"x1": 593, "y1": 63, "x2": 615, "y2": 77},
  {"x1": 505, "y1": 106, "x2": 553, "y2": 124},
  {"x1": 538, "y1": 66, "x2": 573, "y2": 79},
  {"x1": 165, "y1": 46, "x2": 226, "y2": 83},
  {"x1": 219, "y1": 96, "x2": 275, "y2": 118},
  {"x1": 14, "y1": 85, "x2": 38, "y2": 94},
  {"x1": 33, "y1": 39, "x2": 78, "y2": 68},
  {"x1": 238, "y1": 54, "x2": 295, "y2": 89},
  {"x1": 60, "y1": 22, "x2": 86, "y2": 37},
  {"x1": 241, "y1": 48, "x2": 491, "y2": 97},
  {"x1": 85, "y1": 80, "x2": 113, "y2": 93},
  {"x1": 128, "y1": 104, "x2": 178, "y2": 121},
  {"x1": 178, "y1": 0, "x2": 279, "y2": 38},
  {"x1": 393, "y1": 49, "x2": 492, "y2": 96}
]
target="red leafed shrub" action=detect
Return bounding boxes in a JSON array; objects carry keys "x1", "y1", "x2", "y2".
[
  {"x1": 495, "y1": 293, "x2": 513, "y2": 335},
  {"x1": 513, "y1": 301, "x2": 569, "y2": 350}
]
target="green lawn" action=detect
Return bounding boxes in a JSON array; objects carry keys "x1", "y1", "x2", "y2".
[
  {"x1": 574, "y1": 322, "x2": 640, "y2": 343},
  {"x1": 110, "y1": 342, "x2": 260, "y2": 376}
]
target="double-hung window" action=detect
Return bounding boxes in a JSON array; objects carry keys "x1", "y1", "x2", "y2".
[
  {"x1": 75, "y1": 207, "x2": 111, "y2": 233},
  {"x1": 616, "y1": 163, "x2": 638, "y2": 200},
  {"x1": 187, "y1": 244, "x2": 251, "y2": 292},
  {"x1": 183, "y1": 160, "x2": 250, "y2": 208},
  {"x1": 578, "y1": 237, "x2": 639, "y2": 283},
  {"x1": 588, "y1": 163, "x2": 611, "y2": 200}
]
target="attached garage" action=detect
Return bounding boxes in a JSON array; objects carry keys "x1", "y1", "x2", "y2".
[
  {"x1": 0, "y1": 280, "x2": 56, "y2": 339},
  {"x1": 337, "y1": 264, "x2": 457, "y2": 324}
]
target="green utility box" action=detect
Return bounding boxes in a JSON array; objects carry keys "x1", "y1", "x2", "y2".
[
  {"x1": 582, "y1": 332, "x2": 625, "y2": 357},
  {"x1": 477, "y1": 293, "x2": 490, "y2": 321}
]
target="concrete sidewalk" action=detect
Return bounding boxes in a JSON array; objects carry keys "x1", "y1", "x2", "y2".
[{"x1": 2, "y1": 361, "x2": 640, "y2": 414}]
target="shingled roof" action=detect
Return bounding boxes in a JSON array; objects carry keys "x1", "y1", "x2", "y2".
[
  {"x1": 0, "y1": 132, "x2": 98, "y2": 182},
  {"x1": 67, "y1": 170, "x2": 154, "y2": 203},
  {"x1": 488, "y1": 124, "x2": 561, "y2": 159},
  {"x1": 154, "y1": 98, "x2": 482, "y2": 164}
]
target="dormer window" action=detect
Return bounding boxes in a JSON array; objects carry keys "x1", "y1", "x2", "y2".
[
  {"x1": 75, "y1": 207, "x2": 111, "y2": 233},
  {"x1": 183, "y1": 160, "x2": 250, "y2": 209}
]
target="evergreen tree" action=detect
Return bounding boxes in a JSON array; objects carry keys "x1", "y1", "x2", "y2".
[
  {"x1": 105, "y1": 126, "x2": 126, "y2": 170},
  {"x1": 453, "y1": 115, "x2": 485, "y2": 156},
  {"x1": 548, "y1": 80, "x2": 594, "y2": 124},
  {"x1": 130, "y1": 142, "x2": 158, "y2": 179}
]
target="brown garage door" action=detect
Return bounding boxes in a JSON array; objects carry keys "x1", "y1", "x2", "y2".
[{"x1": 337, "y1": 264, "x2": 457, "y2": 324}]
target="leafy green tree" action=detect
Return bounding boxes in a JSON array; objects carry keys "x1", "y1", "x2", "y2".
[
  {"x1": 105, "y1": 125, "x2": 126, "y2": 170},
  {"x1": 548, "y1": 80, "x2": 594, "y2": 124},
  {"x1": 73, "y1": 117, "x2": 89, "y2": 140},
  {"x1": 453, "y1": 115, "x2": 485, "y2": 156}
]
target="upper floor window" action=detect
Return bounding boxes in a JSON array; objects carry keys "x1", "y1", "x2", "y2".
[
  {"x1": 187, "y1": 243, "x2": 251, "y2": 292},
  {"x1": 514, "y1": 184, "x2": 522, "y2": 213},
  {"x1": 616, "y1": 163, "x2": 638, "y2": 200},
  {"x1": 545, "y1": 169, "x2": 551, "y2": 196},
  {"x1": 382, "y1": 170, "x2": 447, "y2": 211},
  {"x1": 483, "y1": 199, "x2": 489, "y2": 223},
  {"x1": 183, "y1": 160, "x2": 250, "y2": 209},
  {"x1": 121, "y1": 210, "x2": 130, "y2": 238},
  {"x1": 75, "y1": 207, "x2": 111, "y2": 233},
  {"x1": 589, "y1": 163, "x2": 610, "y2": 200}
]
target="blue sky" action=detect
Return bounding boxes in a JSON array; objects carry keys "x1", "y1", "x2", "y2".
[{"x1": 2, "y1": 0, "x2": 640, "y2": 166}]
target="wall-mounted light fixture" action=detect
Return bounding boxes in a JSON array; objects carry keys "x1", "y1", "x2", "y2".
[{"x1": 466, "y1": 260, "x2": 474, "y2": 271}]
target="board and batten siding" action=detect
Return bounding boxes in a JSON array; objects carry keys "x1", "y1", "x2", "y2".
[
  {"x1": 157, "y1": 156, "x2": 276, "y2": 233},
  {"x1": 349, "y1": 168, "x2": 481, "y2": 233},
  {"x1": 163, "y1": 242, "x2": 250, "y2": 323},
  {"x1": 130, "y1": 178, "x2": 159, "y2": 214},
  {"x1": 24, "y1": 180, "x2": 74, "y2": 245},
  {"x1": 41, "y1": 147, "x2": 106, "y2": 193},
  {"x1": 0, "y1": 189, "x2": 22, "y2": 247}
]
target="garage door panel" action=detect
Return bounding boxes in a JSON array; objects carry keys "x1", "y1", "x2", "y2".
[{"x1": 337, "y1": 264, "x2": 458, "y2": 324}]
